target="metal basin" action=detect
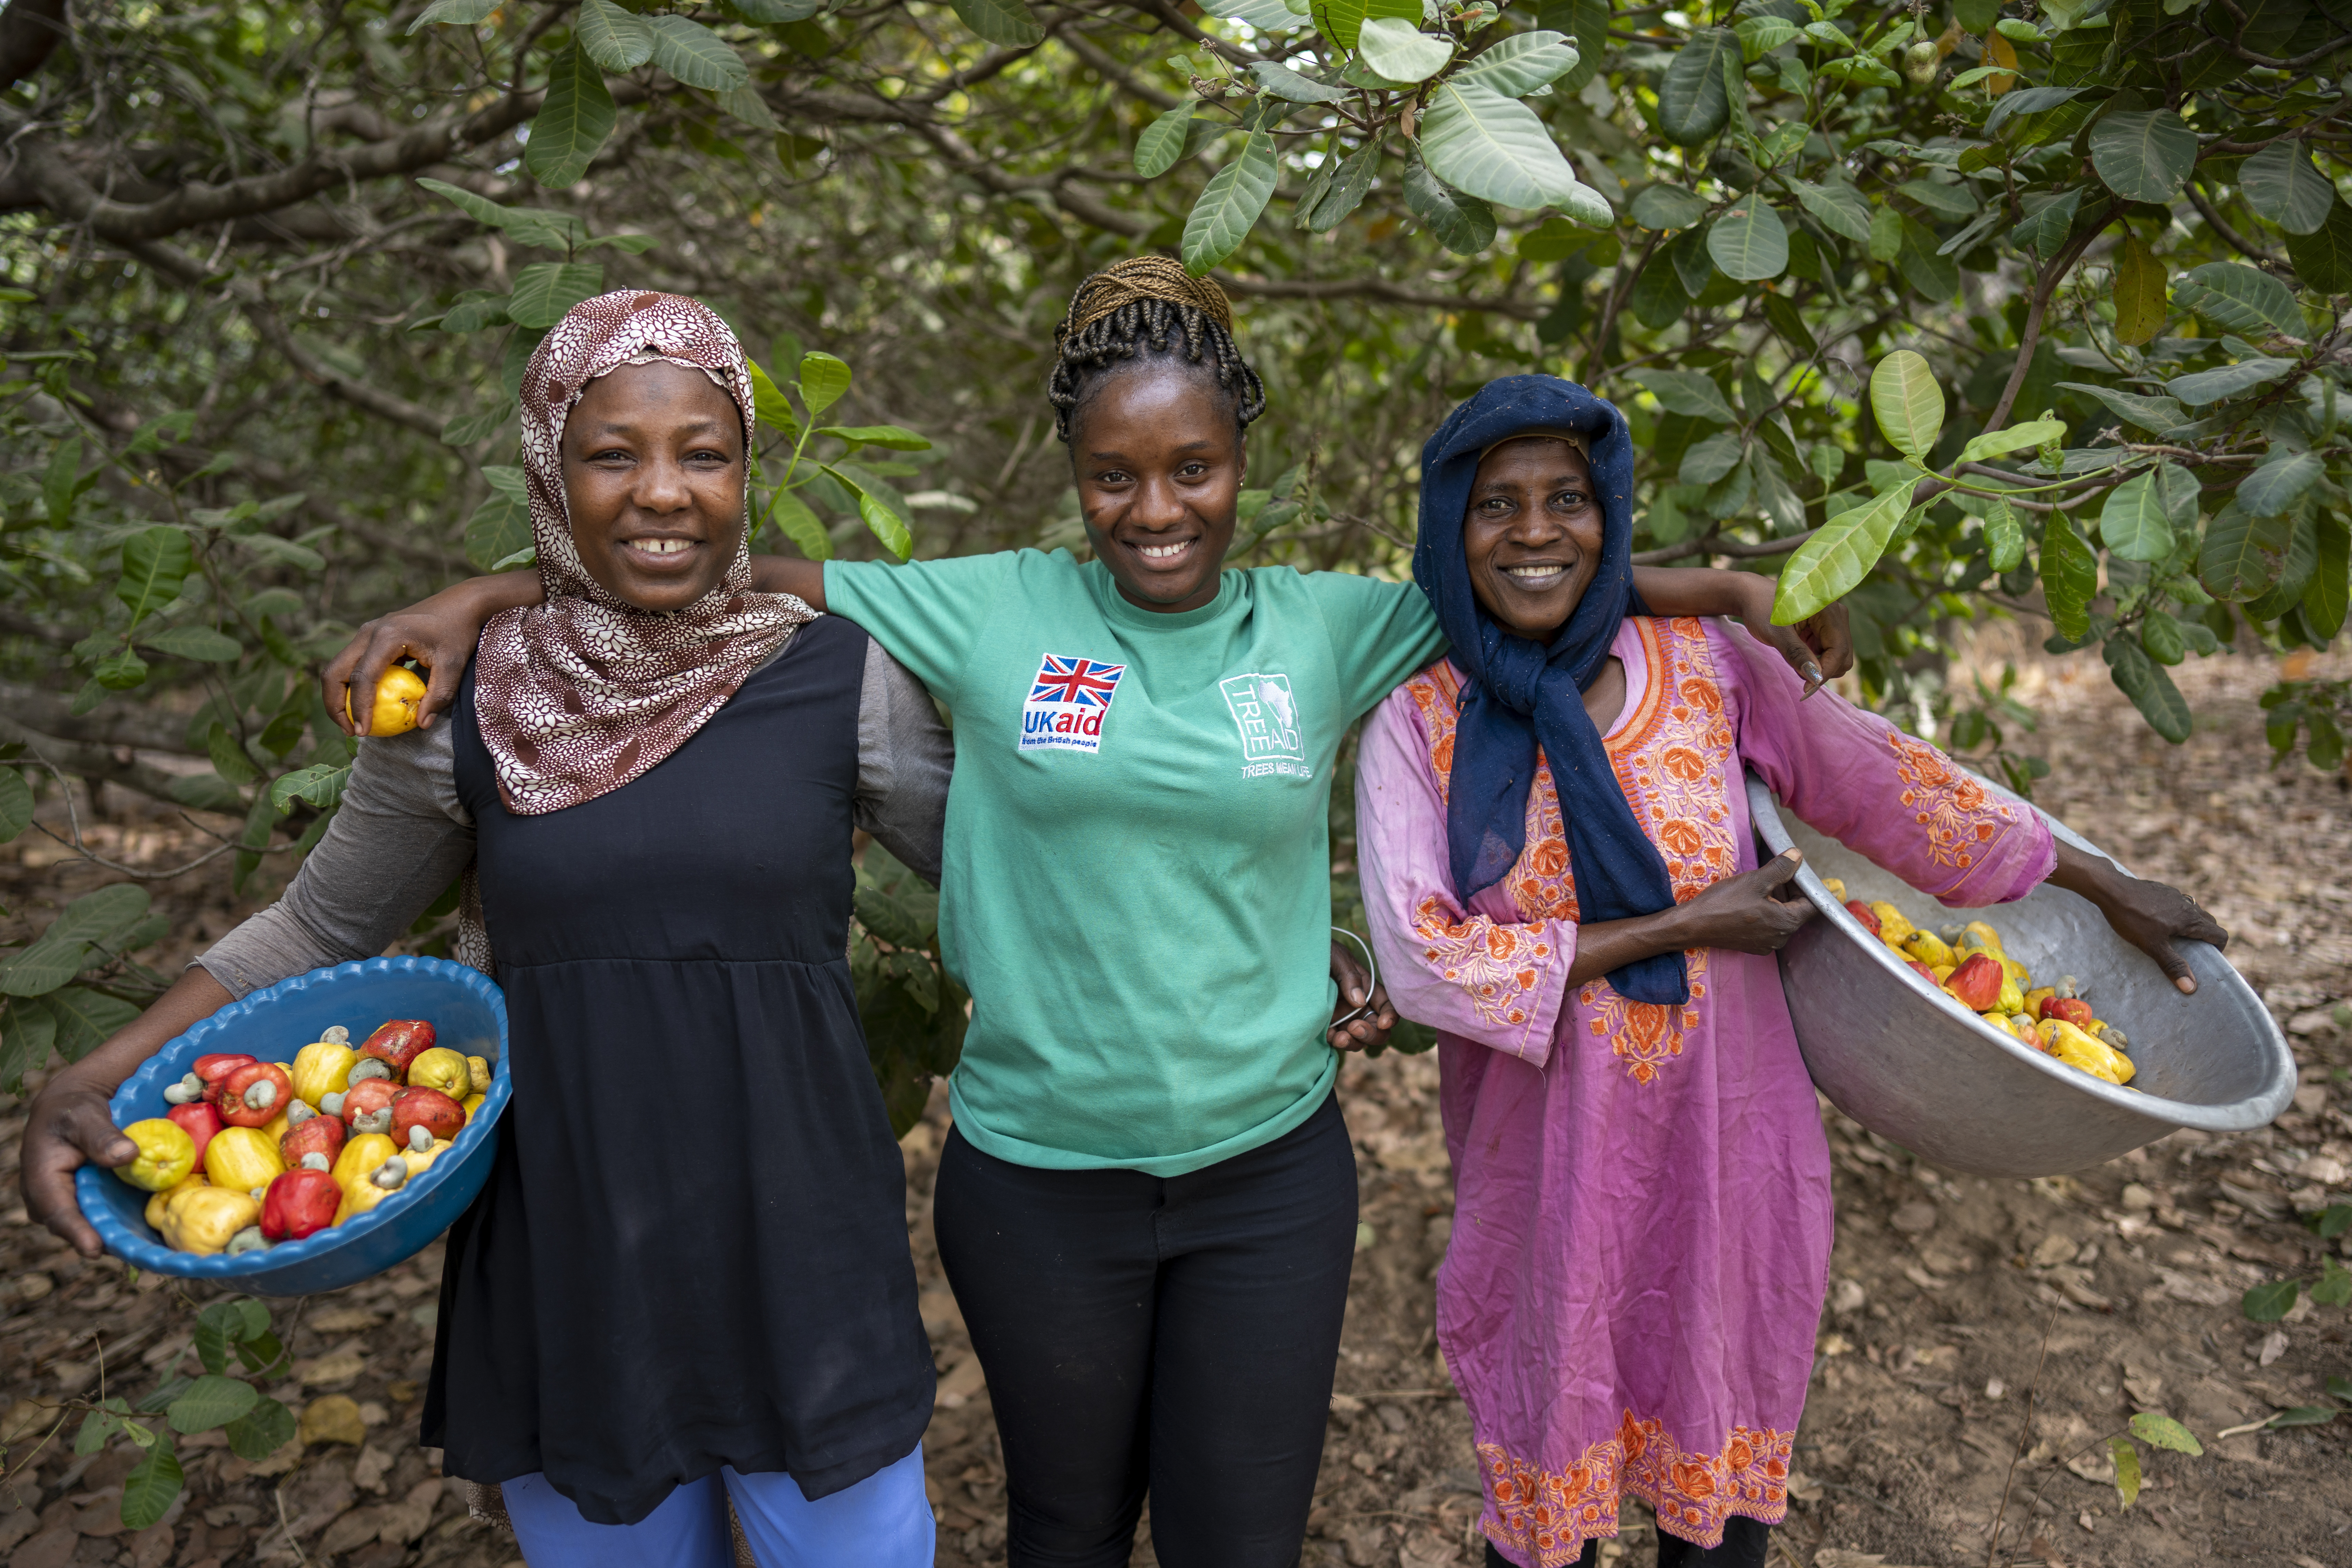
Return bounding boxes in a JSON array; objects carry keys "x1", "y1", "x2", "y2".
[{"x1": 1747, "y1": 771, "x2": 2294, "y2": 1178}]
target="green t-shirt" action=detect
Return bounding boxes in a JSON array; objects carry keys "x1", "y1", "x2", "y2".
[{"x1": 825, "y1": 551, "x2": 1446, "y2": 1175}]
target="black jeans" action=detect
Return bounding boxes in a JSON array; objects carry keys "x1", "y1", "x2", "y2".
[
  {"x1": 1484, "y1": 1515, "x2": 1771, "y2": 1568},
  {"x1": 932, "y1": 1091, "x2": 1358, "y2": 1568}
]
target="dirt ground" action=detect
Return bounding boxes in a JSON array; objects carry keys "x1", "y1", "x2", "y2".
[{"x1": 0, "y1": 638, "x2": 2347, "y2": 1568}]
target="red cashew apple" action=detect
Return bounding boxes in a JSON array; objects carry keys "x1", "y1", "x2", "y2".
[
  {"x1": 260, "y1": 1169, "x2": 342, "y2": 1242},
  {"x1": 280, "y1": 1113, "x2": 346, "y2": 1167},
  {"x1": 358, "y1": 1020, "x2": 437, "y2": 1074},
  {"x1": 192, "y1": 1053, "x2": 256, "y2": 1105},
  {"x1": 166, "y1": 1102, "x2": 224, "y2": 1171},
  {"x1": 390, "y1": 1086, "x2": 466, "y2": 1148},
  {"x1": 218, "y1": 1062, "x2": 294, "y2": 1129},
  {"x1": 1904, "y1": 959, "x2": 1940, "y2": 984},
  {"x1": 1945, "y1": 952, "x2": 2005, "y2": 1012},
  {"x1": 339, "y1": 1077, "x2": 399, "y2": 1131},
  {"x1": 1845, "y1": 901, "x2": 1881, "y2": 938},
  {"x1": 2039, "y1": 996, "x2": 2095, "y2": 1030}
]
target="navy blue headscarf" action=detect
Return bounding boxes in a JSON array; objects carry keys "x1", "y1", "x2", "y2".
[{"x1": 1411, "y1": 374, "x2": 1687, "y2": 1006}]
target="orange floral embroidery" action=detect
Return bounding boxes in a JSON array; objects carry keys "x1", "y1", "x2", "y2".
[
  {"x1": 1478, "y1": 1418, "x2": 1792, "y2": 1563},
  {"x1": 1888, "y1": 730, "x2": 2018, "y2": 871},
  {"x1": 1412, "y1": 895, "x2": 1551, "y2": 1032},
  {"x1": 1581, "y1": 949, "x2": 1709, "y2": 1085}
]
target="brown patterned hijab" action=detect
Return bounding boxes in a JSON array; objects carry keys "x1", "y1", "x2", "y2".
[{"x1": 470, "y1": 289, "x2": 816, "y2": 815}]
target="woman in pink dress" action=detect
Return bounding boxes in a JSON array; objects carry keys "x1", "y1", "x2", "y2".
[{"x1": 1353, "y1": 376, "x2": 2226, "y2": 1567}]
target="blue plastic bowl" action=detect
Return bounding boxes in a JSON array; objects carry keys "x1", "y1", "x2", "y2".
[{"x1": 77, "y1": 956, "x2": 508, "y2": 1297}]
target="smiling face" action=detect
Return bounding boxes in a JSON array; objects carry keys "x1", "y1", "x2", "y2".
[
  {"x1": 1463, "y1": 435, "x2": 1606, "y2": 642},
  {"x1": 560, "y1": 359, "x2": 746, "y2": 613},
  {"x1": 1071, "y1": 363, "x2": 1244, "y2": 614}
]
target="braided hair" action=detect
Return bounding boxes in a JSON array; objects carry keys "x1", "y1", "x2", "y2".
[{"x1": 1047, "y1": 256, "x2": 1268, "y2": 444}]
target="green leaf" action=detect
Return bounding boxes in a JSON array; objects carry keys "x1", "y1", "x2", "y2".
[
  {"x1": 2284, "y1": 198, "x2": 2352, "y2": 293},
  {"x1": 1959, "y1": 420, "x2": 2068, "y2": 464},
  {"x1": 2238, "y1": 451, "x2": 2323, "y2": 517},
  {"x1": 1355, "y1": 17, "x2": 1452, "y2": 82},
  {"x1": 2303, "y1": 514, "x2": 2349, "y2": 641},
  {"x1": 1706, "y1": 200, "x2": 1787, "y2": 281},
  {"x1": 2055, "y1": 381, "x2": 2188, "y2": 436},
  {"x1": 43, "y1": 432, "x2": 83, "y2": 526},
  {"x1": 50, "y1": 987, "x2": 140, "y2": 1061},
  {"x1": 1898, "y1": 178, "x2": 1977, "y2": 221},
  {"x1": 1791, "y1": 180, "x2": 1872, "y2": 244},
  {"x1": 2113, "y1": 237, "x2": 2166, "y2": 347},
  {"x1": 1248, "y1": 61, "x2": 1347, "y2": 103},
  {"x1": 2314, "y1": 1255, "x2": 2352, "y2": 1307},
  {"x1": 1404, "y1": 157, "x2": 1497, "y2": 254},
  {"x1": 465, "y1": 487, "x2": 532, "y2": 574},
  {"x1": 442, "y1": 404, "x2": 508, "y2": 444},
  {"x1": 2241, "y1": 1277, "x2": 2300, "y2": 1322},
  {"x1": 74, "y1": 1409, "x2": 120, "y2": 1456},
  {"x1": 1303, "y1": 141, "x2": 1381, "y2": 232},
  {"x1": 768, "y1": 486, "x2": 831, "y2": 560},
  {"x1": 0, "y1": 767, "x2": 31, "y2": 844},
  {"x1": 2240, "y1": 142, "x2": 2335, "y2": 236},
  {"x1": 2245, "y1": 511, "x2": 2318, "y2": 620},
  {"x1": 1182, "y1": 131, "x2": 1279, "y2": 273},
  {"x1": 819, "y1": 424, "x2": 931, "y2": 451},
  {"x1": 1632, "y1": 184, "x2": 1708, "y2": 232},
  {"x1": 1625, "y1": 368, "x2": 1738, "y2": 424},
  {"x1": 116, "y1": 527, "x2": 193, "y2": 625},
  {"x1": 2098, "y1": 463, "x2": 2195, "y2": 562},
  {"x1": 527, "y1": 45, "x2": 617, "y2": 189},
  {"x1": 2201, "y1": 503, "x2": 2295, "y2": 600},
  {"x1": 2042, "y1": 515, "x2": 2098, "y2": 641},
  {"x1": 0, "y1": 937, "x2": 89, "y2": 998},
  {"x1": 1772, "y1": 486, "x2": 1912, "y2": 624},
  {"x1": 415, "y1": 179, "x2": 584, "y2": 252},
  {"x1": 223, "y1": 1397, "x2": 296, "y2": 1463},
  {"x1": 798, "y1": 351, "x2": 851, "y2": 418},
  {"x1": 1134, "y1": 103, "x2": 1198, "y2": 177},
  {"x1": 1658, "y1": 28, "x2": 1737, "y2": 146},
  {"x1": 2105, "y1": 634, "x2": 2192, "y2": 743},
  {"x1": 577, "y1": 0, "x2": 655, "y2": 71},
  {"x1": 827, "y1": 462, "x2": 914, "y2": 560},
  {"x1": 2170, "y1": 263, "x2": 2304, "y2": 338},
  {"x1": 0, "y1": 997, "x2": 59, "y2": 1092},
  {"x1": 1311, "y1": 0, "x2": 1419, "y2": 51},
  {"x1": 167, "y1": 1373, "x2": 258, "y2": 1434},
  {"x1": 2088, "y1": 110, "x2": 2196, "y2": 203},
  {"x1": 2010, "y1": 188, "x2": 2082, "y2": 257},
  {"x1": 406, "y1": 0, "x2": 497, "y2": 31},
  {"x1": 1984, "y1": 499, "x2": 2025, "y2": 572},
  {"x1": 505, "y1": 262, "x2": 606, "y2": 329},
  {"x1": 2108, "y1": 1435, "x2": 2141, "y2": 1510},
  {"x1": 271, "y1": 762, "x2": 352, "y2": 814},
  {"x1": 92, "y1": 647, "x2": 149, "y2": 691},
  {"x1": 1420, "y1": 79, "x2": 1582, "y2": 212},
  {"x1": 647, "y1": 14, "x2": 748, "y2": 89},
  {"x1": 949, "y1": 0, "x2": 1046, "y2": 46},
  {"x1": 2164, "y1": 357, "x2": 2291, "y2": 407},
  {"x1": 746, "y1": 360, "x2": 801, "y2": 436},
  {"x1": 136, "y1": 623, "x2": 242, "y2": 664},
  {"x1": 1869, "y1": 350, "x2": 1944, "y2": 463},
  {"x1": 2267, "y1": 1405, "x2": 2344, "y2": 1427},
  {"x1": 118, "y1": 1433, "x2": 181, "y2": 1531},
  {"x1": 206, "y1": 724, "x2": 259, "y2": 787},
  {"x1": 1457, "y1": 30, "x2": 1580, "y2": 96},
  {"x1": 1678, "y1": 430, "x2": 1745, "y2": 486},
  {"x1": 1735, "y1": 15, "x2": 1801, "y2": 56}
]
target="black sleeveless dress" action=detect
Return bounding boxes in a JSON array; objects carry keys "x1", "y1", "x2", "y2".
[{"x1": 419, "y1": 615, "x2": 934, "y2": 1525}]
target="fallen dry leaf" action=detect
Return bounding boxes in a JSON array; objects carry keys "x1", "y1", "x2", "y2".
[{"x1": 297, "y1": 1394, "x2": 366, "y2": 1447}]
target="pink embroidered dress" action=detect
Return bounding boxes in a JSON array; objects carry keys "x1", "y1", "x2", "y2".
[{"x1": 1355, "y1": 616, "x2": 2055, "y2": 1564}]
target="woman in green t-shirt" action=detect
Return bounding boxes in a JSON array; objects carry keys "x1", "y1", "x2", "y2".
[{"x1": 324, "y1": 261, "x2": 1846, "y2": 1568}]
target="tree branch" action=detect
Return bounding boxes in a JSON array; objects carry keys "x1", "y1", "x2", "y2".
[
  {"x1": 2184, "y1": 182, "x2": 2283, "y2": 267},
  {"x1": 1215, "y1": 273, "x2": 1547, "y2": 320},
  {"x1": 0, "y1": 0, "x2": 68, "y2": 90}
]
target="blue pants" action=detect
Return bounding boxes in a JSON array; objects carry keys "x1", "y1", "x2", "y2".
[{"x1": 502, "y1": 1446, "x2": 933, "y2": 1567}]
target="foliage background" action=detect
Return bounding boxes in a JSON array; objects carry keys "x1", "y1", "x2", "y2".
[{"x1": 2, "y1": 0, "x2": 2351, "y2": 1092}]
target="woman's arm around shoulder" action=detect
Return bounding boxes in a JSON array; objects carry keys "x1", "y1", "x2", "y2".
[
  {"x1": 854, "y1": 638, "x2": 952, "y2": 887},
  {"x1": 1632, "y1": 566, "x2": 1852, "y2": 697}
]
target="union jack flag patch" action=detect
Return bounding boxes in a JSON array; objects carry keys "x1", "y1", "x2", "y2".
[{"x1": 1020, "y1": 653, "x2": 1126, "y2": 754}]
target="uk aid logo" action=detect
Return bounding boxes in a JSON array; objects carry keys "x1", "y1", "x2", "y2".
[
  {"x1": 1219, "y1": 672, "x2": 1310, "y2": 779},
  {"x1": 1019, "y1": 654, "x2": 1126, "y2": 753}
]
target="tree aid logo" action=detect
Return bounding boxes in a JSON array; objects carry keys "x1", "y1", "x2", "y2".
[
  {"x1": 1219, "y1": 672, "x2": 1310, "y2": 779},
  {"x1": 1020, "y1": 653, "x2": 1126, "y2": 753}
]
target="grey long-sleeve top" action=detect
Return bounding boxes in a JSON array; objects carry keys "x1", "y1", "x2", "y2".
[{"x1": 197, "y1": 636, "x2": 953, "y2": 998}]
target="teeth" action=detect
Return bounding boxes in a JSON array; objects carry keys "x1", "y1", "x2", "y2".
[
  {"x1": 1136, "y1": 541, "x2": 1190, "y2": 560},
  {"x1": 635, "y1": 539, "x2": 693, "y2": 556},
  {"x1": 1505, "y1": 565, "x2": 1564, "y2": 579}
]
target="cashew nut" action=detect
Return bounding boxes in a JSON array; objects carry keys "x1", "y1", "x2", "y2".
[
  {"x1": 243, "y1": 1078, "x2": 277, "y2": 1111},
  {"x1": 321, "y1": 1025, "x2": 350, "y2": 1044},
  {"x1": 371, "y1": 1156, "x2": 409, "y2": 1190},
  {"x1": 301, "y1": 1152, "x2": 330, "y2": 1171},
  {"x1": 319, "y1": 1091, "x2": 346, "y2": 1118},
  {"x1": 353, "y1": 1108, "x2": 392, "y2": 1136},
  {"x1": 227, "y1": 1227, "x2": 269, "y2": 1255},
  {"x1": 348, "y1": 1058, "x2": 392, "y2": 1084},
  {"x1": 286, "y1": 1102, "x2": 316, "y2": 1127},
  {"x1": 407, "y1": 1125, "x2": 432, "y2": 1152}
]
